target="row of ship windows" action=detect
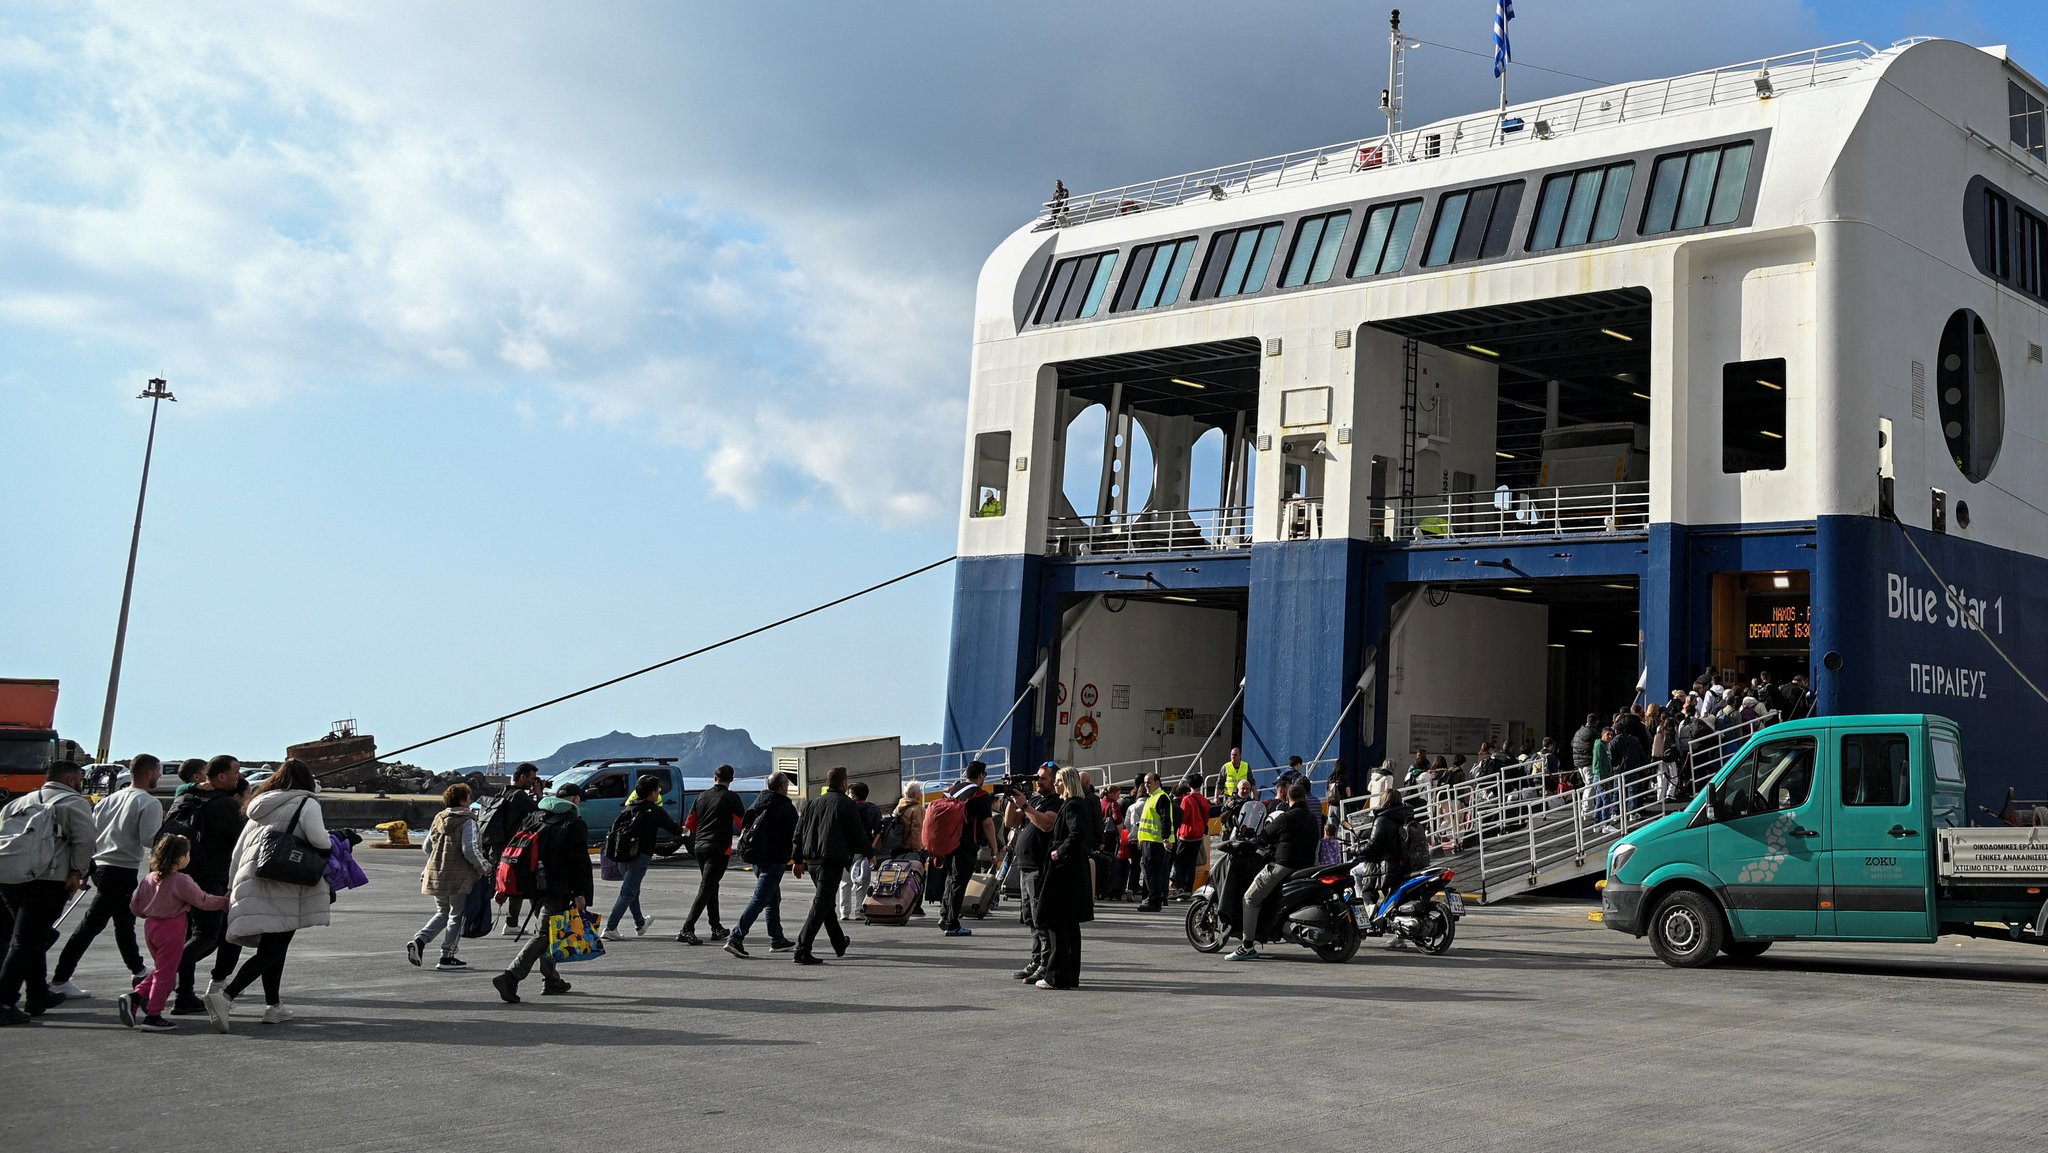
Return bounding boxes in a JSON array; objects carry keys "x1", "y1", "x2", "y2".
[
  {"x1": 1975, "y1": 182, "x2": 2048, "y2": 300},
  {"x1": 1034, "y1": 140, "x2": 1755, "y2": 326}
]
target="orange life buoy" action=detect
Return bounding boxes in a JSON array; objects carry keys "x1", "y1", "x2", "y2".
[{"x1": 1073, "y1": 715, "x2": 1099, "y2": 749}]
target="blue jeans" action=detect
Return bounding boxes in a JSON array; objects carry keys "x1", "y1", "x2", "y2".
[
  {"x1": 607, "y1": 855, "x2": 653, "y2": 932},
  {"x1": 730, "y1": 863, "x2": 786, "y2": 944}
]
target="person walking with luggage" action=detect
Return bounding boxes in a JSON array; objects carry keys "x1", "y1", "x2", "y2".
[
  {"x1": 678, "y1": 764, "x2": 746, "y2": 946},
  {"x1": 1034, "y1": 767, "x2": 1098, "y2": 989},
  {"x1": 837, "y1": 781, "x2": 885, "y2": 923},
  {"x1": 407, "y1": 783, "x2": 489, "y2": 972},
  {"x1": 492, "y1": 782, "x2": 593, "y2": 1003},
  {"x1": 893, "y1": 782, "x2": 927, "y2": 916},
  {"x1": 120, "y1": 834, "x2": 226, "y2": 1032},
  {"x1": 790, "y1": 766, "x2": 872, "y2": 965},
  {"x1": 482, "y1": 764, "x2": 542, "y2": 937},
  {"x1": 50, "y1": 753, "x2": 163, "y2": 1000},
  {"x1": 168, "y1": 755, "x2": 247, "y2": 1015},
  {"x1": 205, "y1": 759, "x2": 330, "y2": 1031},
  {"x1": 725, "y1": 772, "x2": 798, "y2": 958},
  {"x1": 1005, "y1": 763, "x2": 1059, "y2": 983},
  {"x1": 933, "y1": 762, "x2": 998, "y2": 938},
  {"x1": 603, "y1": 774, "x2": 683, "y2": 940},
  {"x1": 0, "y1": 761, "x2": 96, "y2": 1025}
]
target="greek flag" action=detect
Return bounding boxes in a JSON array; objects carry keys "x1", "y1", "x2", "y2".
[{"x1": 1493, "y1": 0, "x2": 1514, "y2": 78}]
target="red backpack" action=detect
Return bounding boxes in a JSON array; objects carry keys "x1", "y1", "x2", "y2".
[
  {"x1": 494, "y1": 813, "x2": 552, "y2": 898},
  {"x1": 922, "y1": 792, "x2": 968, "y2": 858}
]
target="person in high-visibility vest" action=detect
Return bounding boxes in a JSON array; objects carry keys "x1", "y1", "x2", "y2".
[
  {"x1": 1134, "y1": 772, "x2": 1174, "y2": 912},
  {"x1": 1221, "y1": 748, "x2": 1252, "y2": 798}
]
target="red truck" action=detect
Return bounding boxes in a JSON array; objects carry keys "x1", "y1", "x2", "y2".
[{"x1": 0, "y1": 678, "x2": 62, "y2": 801}]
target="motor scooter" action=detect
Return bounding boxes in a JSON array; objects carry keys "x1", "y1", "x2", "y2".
[
  {"x1": 1347, "y1": 862, "x2": 1462, "y2": 954},
  {"x1": 1186, "y1": 839, "x2": 1361, "y2": 963}
]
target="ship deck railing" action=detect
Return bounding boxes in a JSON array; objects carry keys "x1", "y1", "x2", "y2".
[
  {"x1": 1380, "y1": 480, "x2": 1650, "y2": 544},
  {"x1": 1047, "y1": 505, "x2": 1251, "y2": 556},
  {"x1": 1038, "y1": 40, "x2": 1922, "y2": 230}
]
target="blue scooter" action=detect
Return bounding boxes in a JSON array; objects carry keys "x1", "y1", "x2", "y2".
[{"x1": 1347, "y1": 863, "x2": 1463, "y2": 954}]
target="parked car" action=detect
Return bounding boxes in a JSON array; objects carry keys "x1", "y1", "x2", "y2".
[{"x1": 542, "y1": 758, "x2": 764, "y2": 855}]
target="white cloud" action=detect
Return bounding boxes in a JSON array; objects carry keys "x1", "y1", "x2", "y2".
[{"x1": 0, "y1": 1, "x2": 1831, "y2": 526}]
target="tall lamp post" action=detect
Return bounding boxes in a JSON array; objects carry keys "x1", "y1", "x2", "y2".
[{"x1": 95, "y1": 376, "x2": 175, "y2": 766}]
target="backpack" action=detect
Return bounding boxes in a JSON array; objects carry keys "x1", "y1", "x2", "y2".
[
  {"x1": 923, "y1": 793, "x2": 968, "y2": 858},
  {"x1": 733, "y1": 804, "x2": 763, "y2": 863},
  {"x1": 1403, "y1": 822, "x2": 1432, "y2": 870},
  {"x1": 494, "y1": 812, "x2": 555, "y2": 898},
  {"x1": 478, "y1": 793, "x2": 524, "y2": 852},
  {"x1": 157, "y1": 790, "x2": 205, "y2": 851},
  {"x1": 873, "y1": 812, "x2": 907, "y2": 859},
  {"x1": 604, "y1": 807, "x2": 646, "y2": 864},
  {"x1": 0, "y1": 793, "x2": 65, "y2": 884}
]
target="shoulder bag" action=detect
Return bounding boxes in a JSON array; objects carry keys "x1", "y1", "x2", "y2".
[{"x1": 252, "y1": 797, "x2": 330, "y2": 887}]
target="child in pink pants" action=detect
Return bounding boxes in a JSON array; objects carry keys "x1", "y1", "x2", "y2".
[{"x1": 125, "y1": 834, "x2": 227, "y2": 1032}]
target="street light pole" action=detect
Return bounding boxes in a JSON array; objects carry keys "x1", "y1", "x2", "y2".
[{"x1": 95, "y1": 376, "x2": 175, "y2": 766}]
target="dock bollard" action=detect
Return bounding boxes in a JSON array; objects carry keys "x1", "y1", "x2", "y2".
[{"x1": 373, "y1": 820, "x2": 412, "y2": 849}]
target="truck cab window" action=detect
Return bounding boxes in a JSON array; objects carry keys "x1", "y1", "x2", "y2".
[
  {"x1": 1719, "y1": 737, "x2": 1815, "y2": 817},
  {"x1": 1841, "y1": 733, "x2": 1910, "y2": 806},
  {"x1": 592, "y1": 772, "x2": 629, "y2": 800}
]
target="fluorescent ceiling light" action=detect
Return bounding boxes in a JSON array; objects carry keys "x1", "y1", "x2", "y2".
[
  {"x1": 1571, "y1": 628, "x2": 1594, "y2": 634},
  {"x1": 1496, "y1": 451, "x2": 1516, "y2": 460},
  {"x1": 1465, "y1": 344, "x2": 1501, "y2": 358},
  {"x1": 1601, "y1": 328, "x2": 1633, "y2": 342},
  {"x1": 1757, "y1": 379, "x2": 1782, "y2": 390},
  {"x1": 1617, "y1": 641, "x2": 1639, "y2": 648},
  {"x1": 1602, "y1": 582, "x2": 1632, "y2": 590},
  {"x1": 1548, "y1": 643, "x2": 1566, "y2": 649},
  {"x1": 1163, "y1": 595, "x2": 1199, "y2": 603},
  {"x1": 1632, "y1": 391, "x2": 1652, "y2": 401},
  {"x1": 1759, "y1": 430, "x2": 1783, "y2": 439},
  {"x1": 1772, "y1": 575, "x2": 1792, "y2": 589},
  {"x1": 1501, "y1": 586, "x2": 1534, "y2": 594},
  {"x1": 1171, "y1": 377, "x2": 1210, "y2": 390}
]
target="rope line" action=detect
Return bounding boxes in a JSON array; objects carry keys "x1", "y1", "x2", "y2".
[{"x1": 321, "y1": 555, "x2": 958, "y2": 777}]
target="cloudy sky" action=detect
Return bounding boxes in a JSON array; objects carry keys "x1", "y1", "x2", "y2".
[{"x1": 4, "y1": 1, "x2": 2037, "y2": 768}]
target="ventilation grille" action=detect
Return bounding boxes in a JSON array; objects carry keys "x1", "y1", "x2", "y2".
[
  {"x1": 2030, "y1": 342, "x2": 2043, "y2": 363},
  {"x1": 1333, "y1": 329, "x2": 1352, "y2": 349},
  {"x1": 1910, "y1": 360, "x2": 1926, "y2": 420},
  {"x1": 1264, "y1": 337, "x2": 1283, "y2": 357}
]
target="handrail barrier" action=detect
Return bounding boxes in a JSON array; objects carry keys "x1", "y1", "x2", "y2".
[
  {"x1": 1047, "y1": 506, "x2": 1251, "y2": 556},
  {"x1": 1037, "y1": 41, "x2": 1909, "y2": 229},
  {"x1": 1386, "y1": 481, "x2": 1648, "y2": 542},
  {"x1": 901, "y1": 748, "x2": 1010, "y2": 792}
]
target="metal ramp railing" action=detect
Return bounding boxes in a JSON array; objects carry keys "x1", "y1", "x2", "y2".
[{"x1": 1355, "y1": 711, "x2": 1786, "y2": 902}]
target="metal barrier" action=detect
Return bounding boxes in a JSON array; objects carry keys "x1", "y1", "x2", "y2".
[
  {"x1": 900, "y1": 748, "x2": 1009, "y2": 791},
  {"x1": 1037, "y1": 41, "x2": 1910, "y2": 229},
  {"x1": 1047, "y1": 506, "x2": 1250, "y2": 556},
  {"x1": 1388, "y1": 481, "x2": 1649, "y2": 542}
]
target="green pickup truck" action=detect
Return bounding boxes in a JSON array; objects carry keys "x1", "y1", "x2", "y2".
[{"x1": 1603, "y1": 713, "x2": 2048, "y2": 967}]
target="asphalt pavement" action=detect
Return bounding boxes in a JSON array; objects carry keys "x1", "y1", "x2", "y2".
[{"x1": 7, "y1": 850, "x2": 2044, "y2": 1153}]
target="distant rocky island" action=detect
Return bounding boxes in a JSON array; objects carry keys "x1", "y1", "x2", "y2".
[{"x1": 448, "y1": 724, "x2": 938, "y2": 779}]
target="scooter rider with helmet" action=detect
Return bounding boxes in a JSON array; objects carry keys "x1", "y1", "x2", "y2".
[{"x1": 1226, "y1": 780, "x2": 1320, "y2": 961}]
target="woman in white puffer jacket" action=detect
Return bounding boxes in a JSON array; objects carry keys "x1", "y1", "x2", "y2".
[{"x1": 205, "y1": 759, "x2": 329, "y2": 1031}]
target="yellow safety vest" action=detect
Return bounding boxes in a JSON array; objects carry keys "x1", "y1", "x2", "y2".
[
  {"x1": 1138, "y1": 792, "x2": 1173, "y2": 844},
  {"x1": 1222, "y1": 760, "x2": 1251, "y2": 793}
]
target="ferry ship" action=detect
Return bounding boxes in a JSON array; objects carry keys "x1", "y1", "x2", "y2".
[{"x1": 940, "y1": 35, "x2": 2047, "y2": 817}]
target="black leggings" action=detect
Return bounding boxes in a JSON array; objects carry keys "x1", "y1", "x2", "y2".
[{"x1": 224, "y1": 930, "x2": 296, "y2": 1005}]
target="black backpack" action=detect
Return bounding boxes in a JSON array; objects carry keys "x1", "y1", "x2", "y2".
[
  {"x1": 157, "y1": 790, "x2": 206, "y2": 851},
  {"x1": 604, "y1": 806, "x2": 646, "y2": 863},
  {"x1": 479, "y1": 793, "x2": 525, "y2": 853},
  {"x1": 873, "y1": 813, "x2": 907, "y2": 858}
]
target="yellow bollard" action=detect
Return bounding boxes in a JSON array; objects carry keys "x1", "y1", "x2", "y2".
[{"x1": 373, "y1": 820, "x2": 412, "y2": 848}]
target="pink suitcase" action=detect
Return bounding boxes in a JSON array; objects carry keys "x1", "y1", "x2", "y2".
[{"x1": 862, "y1": 857, "x2": 924, "y2": 926}]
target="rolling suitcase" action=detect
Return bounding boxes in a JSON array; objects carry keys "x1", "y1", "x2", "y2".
[
  {"x1": 961, "y1": 856, "x2": 1007, "y2": 919},
  {"x1": 863, "y1": 857, "x2": 923, "y2": 926}
]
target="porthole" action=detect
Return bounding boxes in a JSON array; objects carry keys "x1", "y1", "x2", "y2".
[{"x1": 1935, "y1": 309, "x2": 2004, "y2": 483}]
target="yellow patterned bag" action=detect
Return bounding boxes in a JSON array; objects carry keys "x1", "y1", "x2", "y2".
[{"x1": 544, "y1": 907, "x2": 607, "y2": 964}]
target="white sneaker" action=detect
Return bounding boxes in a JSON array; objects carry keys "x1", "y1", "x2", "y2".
[
  {"x1": 50, "y1": 980, "x2": 90, "y2": 999},
  {"x1": 261, "y1": 1003, "x2": 292, "y2": 1024},
  {"x1": 204, "y1": 978, "x2": 226, "y2": 997},
  {"x1": 203, "y1": 990, "x2": 233, "y2": 1034},
  {"x1": 500, "y1": 923, "x2": 519, "y2": 937},
  {"x1": 600, "y1": 928, "x2": 623, "y2": 942},
  {"x1": 636, "y1": 917, "x2": 655, "y2": 937}
]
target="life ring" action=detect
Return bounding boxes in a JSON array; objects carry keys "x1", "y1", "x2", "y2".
[{"x1": 1073, "y1": 715, "x2": 1099, "y2": 749}]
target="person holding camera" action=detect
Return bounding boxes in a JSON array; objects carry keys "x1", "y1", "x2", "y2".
[{"x1": 1005, "y1": 763, "x2": 1060, "y2": 982}]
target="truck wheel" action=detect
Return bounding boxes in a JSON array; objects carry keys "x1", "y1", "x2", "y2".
[
  {"x1": 1647, "y1": 890, "x2": 1725, "y2": 968},
  {"x1": 1721, "y1": 940, "x2": 1772, "y2": 961}
]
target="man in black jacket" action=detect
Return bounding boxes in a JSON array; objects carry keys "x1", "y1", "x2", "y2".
[
  {"x1": 1225, "y1": 780, "x2": 1320, "y2": 962},
  {"x1": 492, "y1": 783, "x2": 594, "y2": 1004},
  {"x1": 790, "y1": 767, "x2": 873, "y2": 966},
  {"x1": 725, "y1": 773, "x2": 799, "y2": 958},
  {"x1": 483, "y1": 763, "x2": 542, "y2": 936},
  {"x1": 678, "y1": 764, "x2": 747, "y2": 945},
  {"x1": 171, "y1": 756, "x2": 248, "y2": 1015}
]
